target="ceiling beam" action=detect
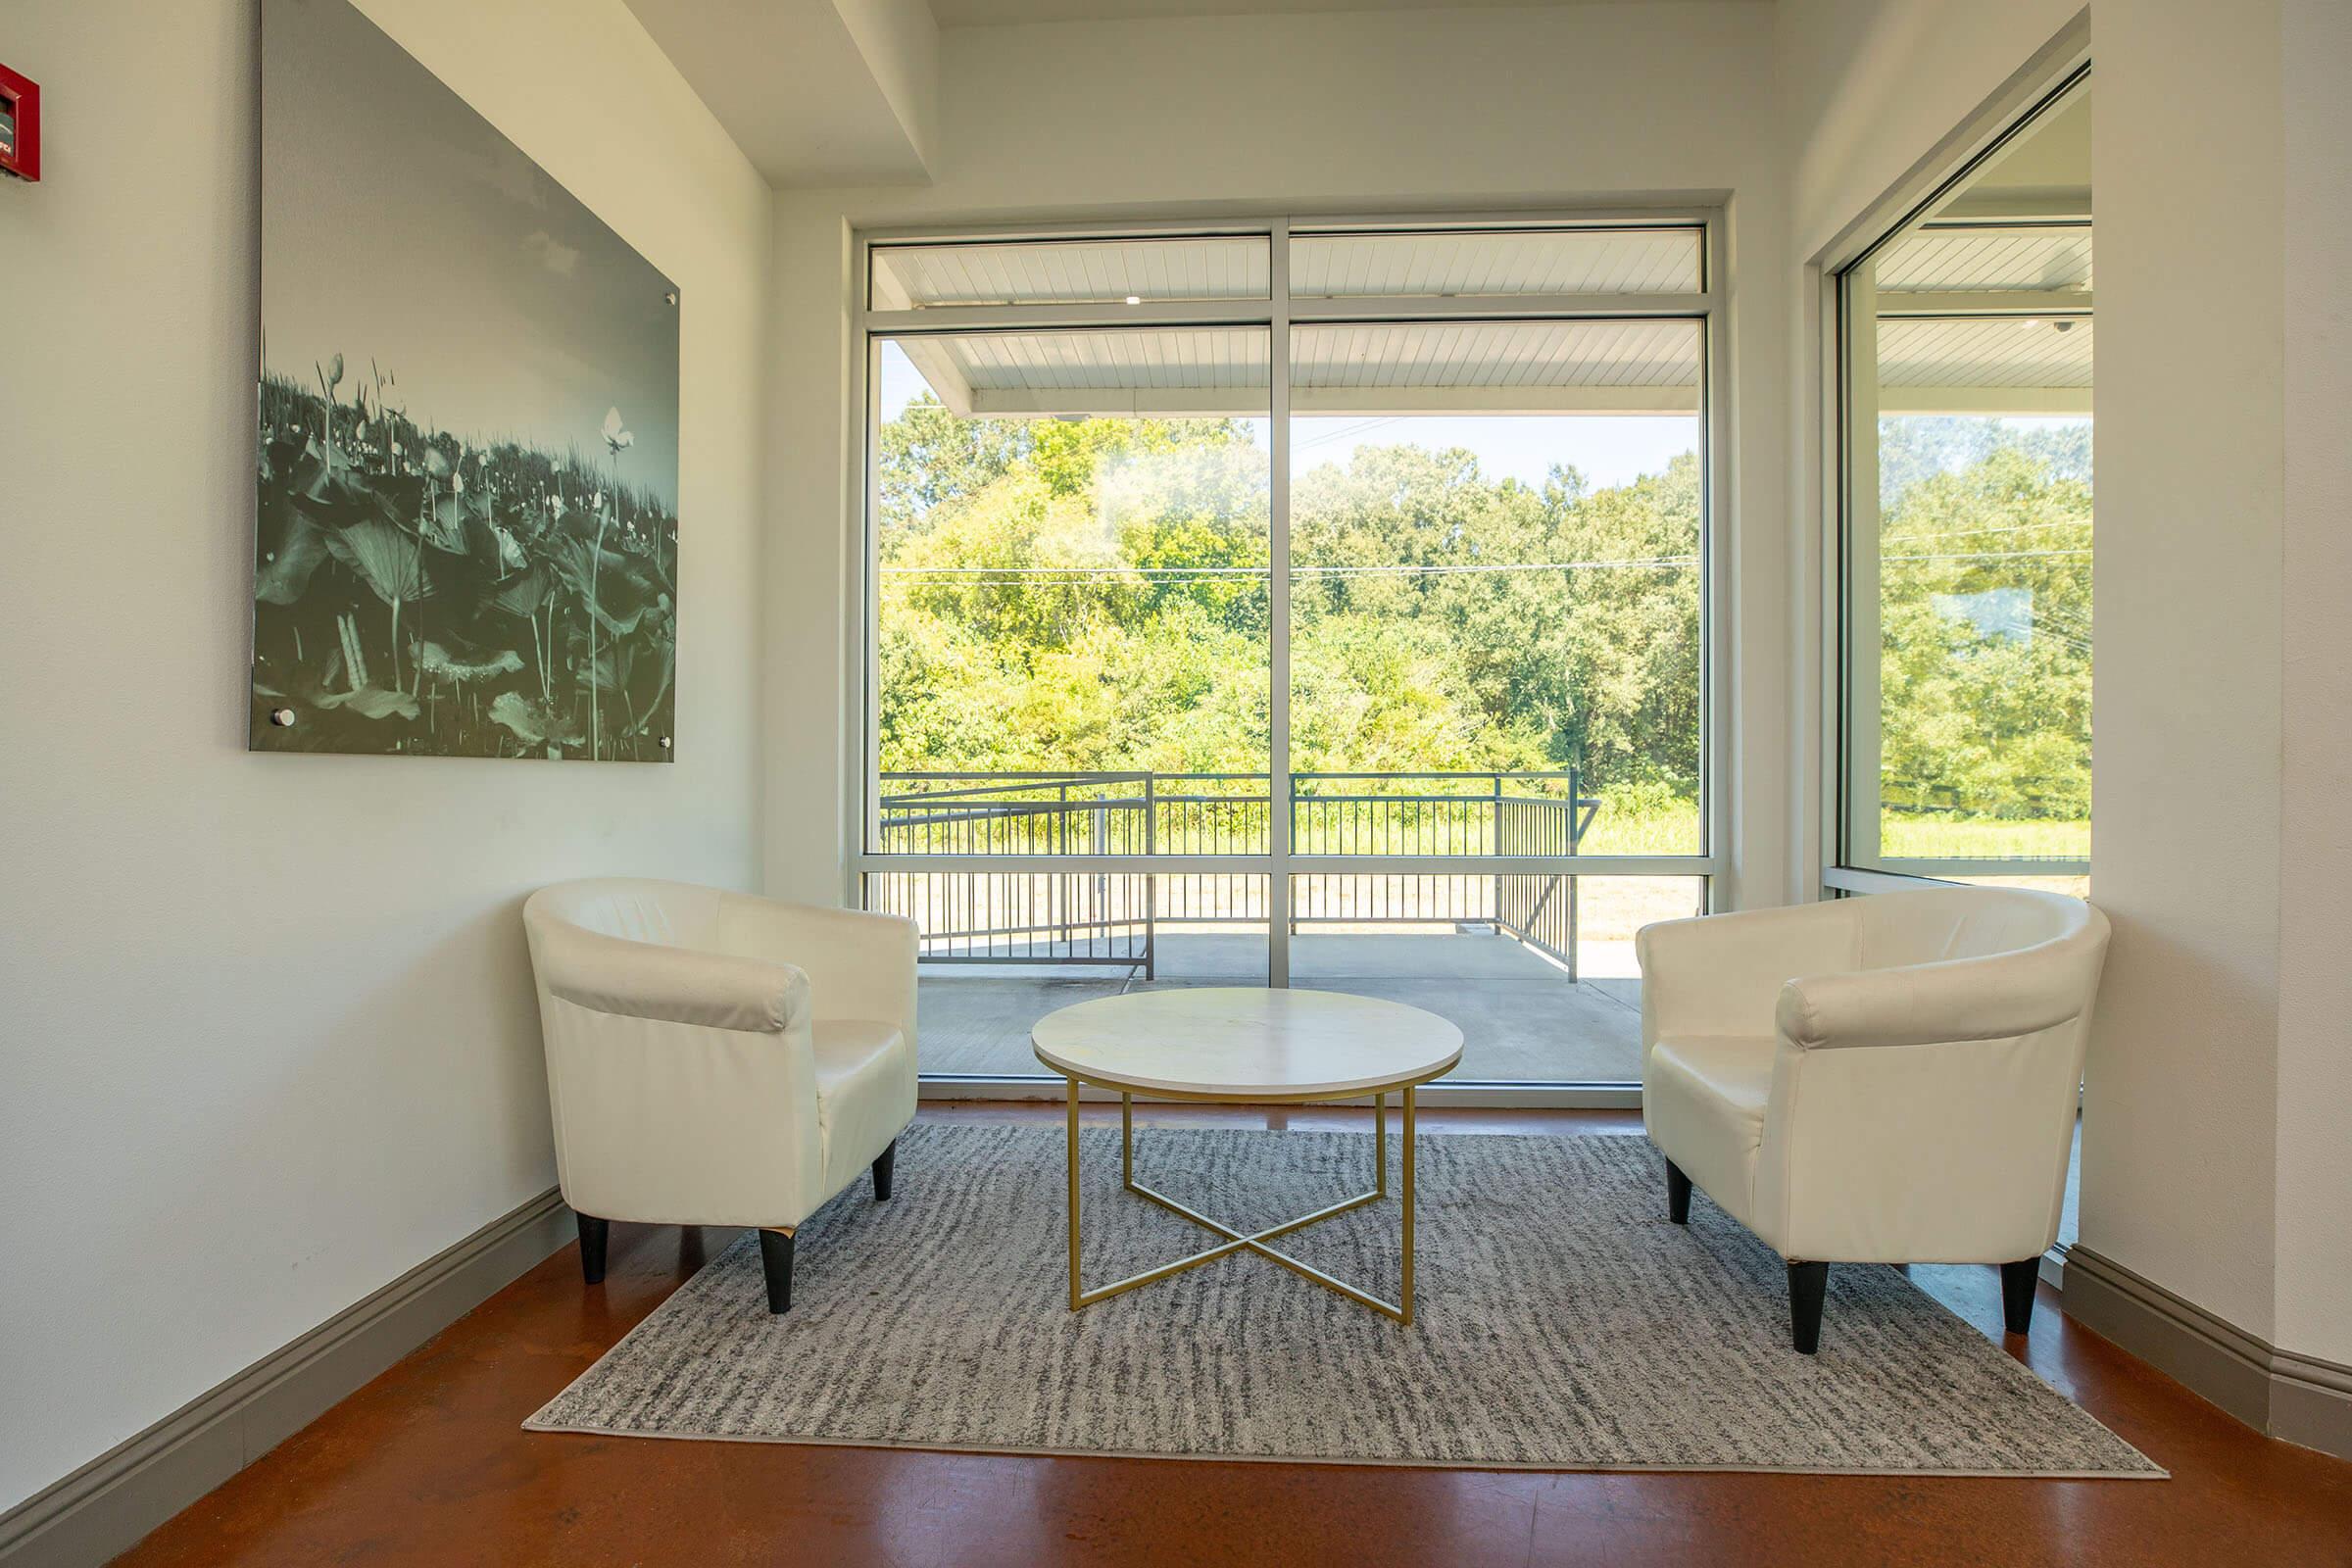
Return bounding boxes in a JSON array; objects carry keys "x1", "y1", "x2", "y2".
[
  {"x1": 1877, "y1": 289, "x2": 2092, "y2": 318},
  {"x1": 958, "y1": 385, "x2": 1700, "y2": 417},
  {"x1": 1876, "y1": 387, "x2": 2092, "y2": 415},
  {"x1": 625, "y1": 0, "x2": 936, "y2": 185}
]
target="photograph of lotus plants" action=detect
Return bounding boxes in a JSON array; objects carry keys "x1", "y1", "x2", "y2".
[{"x1": 251, "y1": 0, "x2": 679, "y2": 761}]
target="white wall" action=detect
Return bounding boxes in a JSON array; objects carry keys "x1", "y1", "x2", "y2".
[
  {"x1": 2085, "y1": 0, "x2": 2285, "y2": 1345},
  {"x1": 0, "y1": 0, "x2": 771, "y2": 1514},
  {"x1": 2275, "y1": 0, "x2": 2352, "y2": 1368},
  {"x1": 761, "y1": 0, "x2": 1793, "y2": 911}
]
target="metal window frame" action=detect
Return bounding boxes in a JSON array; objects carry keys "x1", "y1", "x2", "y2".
[
  {"x1": 1822, "y1": 63, "x2": 2095, "y2": 897},
  {"x1": 848, "y1": 210, "x2": 1726, "y2": 1098}
]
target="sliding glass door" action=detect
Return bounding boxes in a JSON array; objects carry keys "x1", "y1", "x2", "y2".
[{"x1": 857, "y1": 220, "x2": 1720, "y2": 1092}]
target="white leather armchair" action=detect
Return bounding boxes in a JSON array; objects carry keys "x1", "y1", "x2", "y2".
[
  {"x1": 1636, "y1": 886, "x2": 2108, "y2": 1352},
  {"x1": 523, "y1": 878, "x2": 918, "y2": 1313}
]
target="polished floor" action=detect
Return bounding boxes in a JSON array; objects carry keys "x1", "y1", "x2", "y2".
[
  {"x1": 918, "y1": 930, "x2": 1645, "y2": 1082},
  {"x1": 116, "y1": 1105, "x2": 2352, "y2": 1568}
]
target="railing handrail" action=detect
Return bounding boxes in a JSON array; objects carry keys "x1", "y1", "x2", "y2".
[
  {"x1": 880, "y1": 767, "x2": 1580, "y2": 780},
  {"x1": 1291, "y1": 769, "x2": 1577, "y2": 782},
  {"x1": 884, "y1": 768, "x2": 1155, "y2": 781}
]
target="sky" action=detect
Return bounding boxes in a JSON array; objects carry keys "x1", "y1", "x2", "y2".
[
  {"x1": 262, "y1": 0, "x2": 680, "y2": 510},
  {"x1": 877, "y1": 342, "x2": 1698, "y2": 493}
]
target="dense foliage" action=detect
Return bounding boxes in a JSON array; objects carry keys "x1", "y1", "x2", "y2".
[
  {"x1": 1875, "y1": 417, "x2": 2093, "y2": 825},
  {"x1": 880, "y1": 396, "x2": 1698, "y2": 793},
  {"x1": 876, "y1": 397, "x2": 2090, "y2": 845}
]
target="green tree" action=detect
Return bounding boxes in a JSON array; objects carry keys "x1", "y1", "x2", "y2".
[{"x1": 1876, "y1": 442, "x2": 2092, "y2": 822}]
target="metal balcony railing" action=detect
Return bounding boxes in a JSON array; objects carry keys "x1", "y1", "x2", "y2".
[{"x1": 868, "y1": 770, "x2": 1601, "y2": 979}]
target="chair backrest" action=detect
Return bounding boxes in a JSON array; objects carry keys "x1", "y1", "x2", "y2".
[
  {"x1": 524, "y1": 877, "x2": 724, "y2": 953},
  {"x1": 1852, "y1": 884, "x2": 2094, "y2": 972}
]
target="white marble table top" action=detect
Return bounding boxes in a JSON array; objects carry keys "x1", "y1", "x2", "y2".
[{"x1": 1031, "y1": 986, "x2": 1464, "y2": 1099}]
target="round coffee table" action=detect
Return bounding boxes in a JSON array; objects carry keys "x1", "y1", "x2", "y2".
[{"x1": 1032, "y1": 987, "x2": 1463, "y2": 1324}]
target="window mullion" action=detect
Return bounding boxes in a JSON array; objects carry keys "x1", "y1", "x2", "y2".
[{"x1": 1268, "y1": 219, "x2": 1294, "y2": 989}]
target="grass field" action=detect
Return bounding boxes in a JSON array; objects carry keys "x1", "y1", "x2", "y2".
[
  {"x1": 1881, "y1": 814, "x2": 2089, "y2": 860},
  {"x1": 1577, "y1": 797, "x2": 2089, "y2": 864}
]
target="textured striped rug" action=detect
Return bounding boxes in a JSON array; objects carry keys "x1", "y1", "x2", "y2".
[{"x1": 525, "y1": 1124, "x2": 2160, "y2": 1476}]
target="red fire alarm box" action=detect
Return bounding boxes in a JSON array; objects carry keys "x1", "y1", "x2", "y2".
[{"x1": 0, "y1": 63, "x2": 39, "y2": 182}]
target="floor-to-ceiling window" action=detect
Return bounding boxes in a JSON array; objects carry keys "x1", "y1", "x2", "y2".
[
  {"x1": 1829, "y1": 72, "x2": 2091, "y2": 1251},
  {"x1": 1835, "y1": 76, "x2": 2092, "y2": 898},
  {"x1": 858, "y1": 220, "x2": 1720, "y2": 1093}
]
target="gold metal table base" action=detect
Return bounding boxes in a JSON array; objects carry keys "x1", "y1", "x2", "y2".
[{"x1": 1063, "y1": 1080, "x2": 1419, "y2": 1324}]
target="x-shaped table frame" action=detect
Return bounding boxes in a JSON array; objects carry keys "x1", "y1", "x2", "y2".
[{"x1": 1059, "y1": 1075, "x2": 1436, "y2": 1324}]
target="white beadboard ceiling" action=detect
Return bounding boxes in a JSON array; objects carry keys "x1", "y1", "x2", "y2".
[
  {"x1": 1869, "y1": 220, "x2": 2092, "y2": 413},
  {"x1": 1875, "y1": 318, "x2": 2092, "y2": 415},
  {"x1": 872, "y1": 226, "x2": 1700, "y2": 310},
  {"x1": 872, "y1": 237, "x2": 1271, "y2": 308},
  {"x1": 1294, "y1": 319, "x2": 1698, "y2": 404},
  {"x1": 1880, "y1": 318, "x2": 2093, "y2": 387},
  {"x1": 889, "y1": 319, "x2": 1702, "y2": 416},
  {"x1": 1877, "y1": 223, "x2": 2092, "y2": 294},
  {"x1": 1291, "y1": 228, "x2": 1701, "y2": 298},
  {"x1": 875, "y1": 224, "x2": 2090, "y2": 418}
]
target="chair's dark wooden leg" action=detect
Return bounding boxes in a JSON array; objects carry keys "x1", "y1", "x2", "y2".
[
  {"x1": 1666, "y1": 1158, "x2": 1691, "y2": 1224},
  {"x1": 2001, "y1": 1257, "x2": 2040, "y2": 1336},
  {"x1": 872, "y1": 1139, "x2": 897, "y2": 1201},
  {"x1": 1788, "y1": 1260, "x2": 1830, "y2": 1353},
  {"x1": 759, "y1": 1228, "x2": 796, "y2": 1313},
  {"x1": 574, "y1": 1213, "x2": 608, "y2": 1286}
]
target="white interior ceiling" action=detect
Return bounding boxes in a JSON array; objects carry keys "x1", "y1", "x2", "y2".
[
  {"x1": 626, "y1": 0, "x2": 1768, "y2": 188},
  {"x1": 624, "y1": 0, "x2": 938, "y2": 185}
]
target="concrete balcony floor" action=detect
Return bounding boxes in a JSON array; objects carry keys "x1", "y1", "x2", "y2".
[{"x1": 916, "y1": 926, "x2": 1643, "y2": 1085}]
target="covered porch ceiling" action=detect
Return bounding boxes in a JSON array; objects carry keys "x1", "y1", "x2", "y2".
[{"x1": 876, "y1": 221, "x2": 2089, "y2": 419}]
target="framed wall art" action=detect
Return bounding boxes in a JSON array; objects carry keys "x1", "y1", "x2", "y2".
[{"x1": 252, "y1": 0, "x2": 680, "y2": 761}]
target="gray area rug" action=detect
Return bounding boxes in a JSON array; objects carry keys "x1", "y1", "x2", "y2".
[{"x1": 526, "y1": 1125, "x2": 2161, "y2": 1476}]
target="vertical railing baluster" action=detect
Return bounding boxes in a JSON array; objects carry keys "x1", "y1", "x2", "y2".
[{"x1": 1492, "y1": 772, "x2": 1504, "y2": 931}]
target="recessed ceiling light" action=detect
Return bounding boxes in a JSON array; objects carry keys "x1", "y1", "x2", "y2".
[{"x1": 1125, "y1": 295, "x2": 1142, "y2": 305}]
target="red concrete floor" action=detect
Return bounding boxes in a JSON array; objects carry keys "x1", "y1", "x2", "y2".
[{"x1": 112, "y1": 1103, "x2": 2352, "y2": 1567}]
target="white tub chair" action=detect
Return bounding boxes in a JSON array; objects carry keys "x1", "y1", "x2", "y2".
[
  {"x1": 1635, "y1": 886, "x2": 2108, "y2": 1353},
  {"x1": 522, "y1": 878, "x2": 917, "y2": 1313}
]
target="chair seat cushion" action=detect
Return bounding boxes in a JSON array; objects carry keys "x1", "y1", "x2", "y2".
[
  {"x1": 813, "y1": 1019, "x2": 915, "y2": 1195},
  {"x1": 1642, "y1": 1035, "x2": 1775, "y2": 1229}
]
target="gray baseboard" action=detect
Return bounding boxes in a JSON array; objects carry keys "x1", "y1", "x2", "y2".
[
  {"x1": 0, "y1": 1188, "x2": 570, "y2": 1568},
  {"x1": 2065, "y1": 1245, "x2": 2352, "y2": 1459}
]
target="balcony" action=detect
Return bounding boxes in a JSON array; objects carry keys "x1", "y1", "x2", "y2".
[{"x1": 864, "y1": 771, "x2": 1700, "y2": 1087}]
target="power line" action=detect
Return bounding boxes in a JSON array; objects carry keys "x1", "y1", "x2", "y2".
[
  {"x1": 879, "y1": 557, "x2": 1697, "y2": 579},
  {"x1": 1884, "y1": 549, "x2": 2091, "y2": 562},
  {"x1": 1294, "y1": 416, "x2": 1402, "y2": 452},
  {"x1": 1887, "y1": 519, "x2": 2092, "y2": 541}
]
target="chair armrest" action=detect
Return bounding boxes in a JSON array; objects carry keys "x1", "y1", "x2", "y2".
[
  {"x1": 533, "y1": 917, "x2": 808, "y2": 1032},
  {"x1": 718, "y1": 896, "x2": 917, "y2": 1033},
  {"x1": 1636, "y1": 902, "x2": 1860, "y2": 1042},
  {"x1": 1775, "y1": 942, "x2": 2094, "y2": 1051}
]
